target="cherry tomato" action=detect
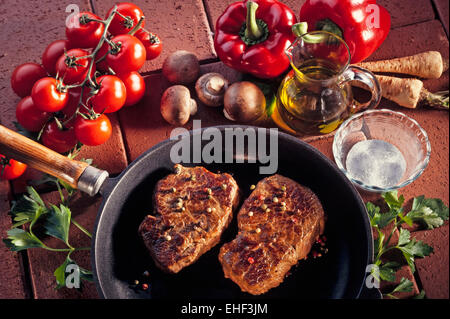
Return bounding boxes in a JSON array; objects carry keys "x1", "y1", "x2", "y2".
[
  {"x1": 89, "y1": 75, "x2": 127, "y2": 113},
  {"x1": 55, "y1": 49, "x2": 93, "y2": 85},
  {"x1": 74, "y1": 114, "x2": 112, "y2": 146},
  {"x1": 106, "y1": 35, "x2": 146, "y2": 73},
  {"x1": 66, "y1": 12, "x2": 105, "y2": 49},
  {"x1": 31, "y1": 77, "x2": 68, "y2": 112},
  {"x1": 95, "y1": 42, "x2": 110, "y2": 72},
  {"x1": 119, "y1": 71, "x2": 145, "y2": 106},
  {"x1": 136, "y1": 30, "x2": 162, "y2": 60},
  {"x1": 16, "y1": 96, "x2": 51, "y2": 132},
  {"x1": 42, "y1": 40, "x2": 70, "y2": 76},
  {"x1": 41, "y1": 120, "x2": 78, "y2": 153},
  {"x1": 61, "y1": 87, "x2": 83, "y2": 118},
  {"x1": 107, "y1": 2, "x2": 145, "y2": 36},
  {"x1": 0, "y1": 154, "x2": 27, "y2": 180},
  {"x1": 11, "y1": 63, "x2": 47, "y2": 97}
]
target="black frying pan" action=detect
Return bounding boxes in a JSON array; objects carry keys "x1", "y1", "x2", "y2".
[{"x1": 0, "y1": 125, "x2": 377, "y2": 299}]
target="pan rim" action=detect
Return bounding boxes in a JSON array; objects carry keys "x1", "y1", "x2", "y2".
[{"x1": 91, "y1": 125, "x2": 374, "y2": 299}]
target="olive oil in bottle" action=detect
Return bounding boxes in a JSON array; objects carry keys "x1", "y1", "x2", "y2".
[{"x1": 274, "y1": 59, "x2": 353, "y2": 135}]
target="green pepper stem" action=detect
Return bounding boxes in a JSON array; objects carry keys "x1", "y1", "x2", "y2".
[
  {"x1": 292, "y1": 22, "x2": 308, "y2": 37},
  {"x1": 292, "y1": 22, "x2": 330, "y2": 44},
  {"x1": 245, "y1": 1, "x2": 262, "y2": 40}
]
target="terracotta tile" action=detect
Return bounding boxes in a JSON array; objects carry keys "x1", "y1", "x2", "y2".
[
  {"x1": 412, "y1": 224, "x2": 449, "y2": 299},
  {"x1": 118, "y1": 62, "x2": 242, "y2": 162},
  {"x1": 92, "y1": 0, "x2": 216, "y2": 73},
  {"x1": 380, "y1": 263, "x2": 420, "y2": 299},
  {"x1": 383, "y1": 109, "x2": 449, "y2": 208},
  {"x1": 203, "y1": 0, "x2": 434, "y2": 32},
  {"x1": 0, "y1": 0, "x2": 91, "y2": 130},
  {"x1": 26, "y1": 191, "x2": 100, "y2": 299},
  {"x1": 378, "y1": 0, "x2": 434, "y2": 28},
  {"x1": 366, "y1": 20, "x2": 449, "y2": 93},
  {"x1": 0, "y1": 180, "x2": 28, "y2": 298},
  {"x1": 433, "y1": 0, "x2": 449, "y2": 36},
  {"x1": 11, "y1": 169, "x2": 47, "y2": 196}
]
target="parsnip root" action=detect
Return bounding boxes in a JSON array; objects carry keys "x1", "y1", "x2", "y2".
[
  {"x1": 353, "y1": 74, "x2": 449, "y2": 109},
  {"x1": 357, "y1": 51, "x2": 446, "y2": 79}
]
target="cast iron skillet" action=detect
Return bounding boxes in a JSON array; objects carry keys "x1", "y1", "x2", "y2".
[{"x1": 0, "y1": 125, "x2": 377, "y2": 299}]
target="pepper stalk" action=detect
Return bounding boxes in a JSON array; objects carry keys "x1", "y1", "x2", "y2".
[
  {"x1": 245, "y1": 1, "x2": 262, "y2": 40},
  {"x1": 240, "y1": 1, "x2": 269, "y2": 46},
  {"x1": 292, "y1": 22, "x2": 335, "y2": 44}
]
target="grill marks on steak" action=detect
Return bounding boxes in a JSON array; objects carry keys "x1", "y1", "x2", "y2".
[
  {"x1": 138, "y1": 165, "x2": 240, "y2": 273},
  {"x1": 219, "y1": 175, "x2": 325, "y2": 295}
]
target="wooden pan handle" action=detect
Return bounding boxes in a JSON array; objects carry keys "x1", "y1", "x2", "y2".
[{"x1": 0, "y1": 125, "x2": 88, "y2": 189}]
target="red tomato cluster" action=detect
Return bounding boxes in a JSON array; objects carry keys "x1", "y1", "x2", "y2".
[{"x1": 9, "y1": 2, "x2": 162, "y2": 163}]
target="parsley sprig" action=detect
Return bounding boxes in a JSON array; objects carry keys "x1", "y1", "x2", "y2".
[
  {"x1": 367, "y1": 191, "x2": 448, "y2": 299},
  {"x1": 3, "y1": 165, "x2": 94, "y2": 289}
]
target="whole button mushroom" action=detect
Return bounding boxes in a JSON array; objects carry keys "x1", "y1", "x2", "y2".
[
  {"x1": 162, "y1": 50, "x2": 200, "y2": 85},
  {"x1": 195, "y1": 73, "x2": 229, "y2": 107},
  {"x1": 223, "y1": 81, "x2": 266, "y2": 123},
  {"x1": 160, "y1": 85, "x2": 197, "y2": 126}
]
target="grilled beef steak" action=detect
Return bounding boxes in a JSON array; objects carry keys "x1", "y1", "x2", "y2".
[
  {"x1": 139, "y1": 165, "x2": 240, "y2": 273},
  {"x1": 219, "y1": 175, "x2": 325, "y2": 295}
]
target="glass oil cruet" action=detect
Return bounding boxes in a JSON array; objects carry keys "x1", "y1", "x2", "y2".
[{"x1": 272, "y1": 23, "x2": 381, "y2": 135}]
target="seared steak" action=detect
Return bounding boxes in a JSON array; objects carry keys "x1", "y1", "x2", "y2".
[
  {"x1": 139, "y1": 165, "x2": 240, "y2": 273},
  {"x1": 219, "y1": 175, "x2": 325, "y2": 295}
]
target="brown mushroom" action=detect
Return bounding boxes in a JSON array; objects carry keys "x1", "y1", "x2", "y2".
[
  {"x1": 195, "y1": 73, "x2": 229, "y2": 107},
  {"x1": 162, "y1": 50, "x2": 200, "y2": 85},
  {"x1": 160, "y1": 85, "x2": 197, "y2": 126},
  {"x1": 223, "y1": 81, "x2": 266, "y2": 123}
]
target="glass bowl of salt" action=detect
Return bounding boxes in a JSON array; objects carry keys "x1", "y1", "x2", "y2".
[{"x1": 332, "y1": 109, "x2": 431, "y2": 192}]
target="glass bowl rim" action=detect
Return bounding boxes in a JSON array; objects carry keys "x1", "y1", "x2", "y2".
[{"x1": 332, "y1": 109, "x2": 432, "y2": 192}]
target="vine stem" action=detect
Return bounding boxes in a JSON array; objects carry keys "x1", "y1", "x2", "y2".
[
  {"x1": 62, "y1": 5, "x2": 119, "y2": 123},
  {"x1": 84, "y1": 17, "x2": 105, "y2": 25},
  {"x1": 56, "y1": 180, "x2": 65, "y2": 203},
  {"x1": 115, "y1": 11, "x2": 128, "y2": 20},
  {"x1": 128, "y1": 16, "x2": 145, "y2": 36},
  {"x1": 71, "y1": 220, "x2": 92, "y2": 238},
  {"x1": 83, "y1": 7, "x2": 118, "y2": 87}
]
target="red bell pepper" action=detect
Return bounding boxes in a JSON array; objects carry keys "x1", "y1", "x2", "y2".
[
  {"x1": 214, "y1": 0, "x2": 297, "y2": 79},
  {"x1": 300, "y1": 0, "x2": 391, "y2": 63}
]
